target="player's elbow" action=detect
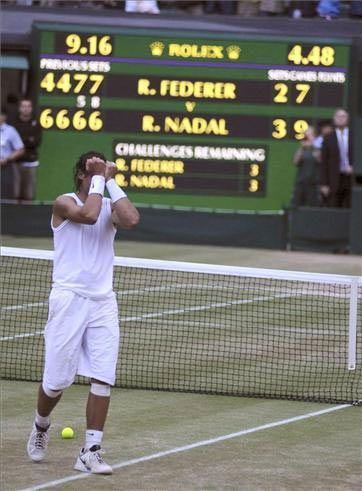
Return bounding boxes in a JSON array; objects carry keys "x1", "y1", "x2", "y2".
[
  {"x1": 84, "y1": 217, "x2": 98, "y2": 225},
  {"x1": 123, "y1": 210, "x2": 140, "y2": 229},
  {"x1": 81, "y1": 211, "x2": 99, "y2": 225}
]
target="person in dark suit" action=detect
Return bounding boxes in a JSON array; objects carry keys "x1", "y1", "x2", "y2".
[{"x1": 320, "y1": 109, "x2": 353, "y2": 208}]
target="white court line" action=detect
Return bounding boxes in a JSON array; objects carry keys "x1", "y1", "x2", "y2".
[
  {"x1": 0, "y1": 282, "x2": 247, "y2": 312},
  {"x1": 0, "y1": 285, "x2": 254, "y2": 312},
  {"x1": 0, "y1": 293, "x2": 290, "y2": 341},
  {"x1": 0, "y1": 330, "x2": 44, "y2": 341},
  {"x1": 18, "y1": 404, "x2": 351, "y2": 491},
  {"x1": 1, "y1": 284, "x2": 213, "y2": 311},
  {"x1": 120, "y1": 293, "x2": 290, "y2": 322},
  {"x1": 1, "y1": 281, "x2": 350, "y2": 313},
  {"x1": 1, "y1": 290, "x2": 347, "y2": 342},
  {"x1": 1, "y1": 301, "x2": 47, "y2": 312}
]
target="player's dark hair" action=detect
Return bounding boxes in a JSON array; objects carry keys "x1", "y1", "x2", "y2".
[
  {"x1": 1, "y1": 106, "x2": 7, "y2": 116},
  {"x1": 74, "y1": 151, "x2": 107, "y2": 190}
]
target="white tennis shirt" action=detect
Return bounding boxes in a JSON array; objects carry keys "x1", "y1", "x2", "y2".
[{"x1": 51, "y1": 193, "x2": 116, "y2": 299}]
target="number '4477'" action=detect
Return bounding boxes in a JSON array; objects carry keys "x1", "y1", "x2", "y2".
[{"x1": 40, "y1": 72, "x2": 104, "y2": 94}]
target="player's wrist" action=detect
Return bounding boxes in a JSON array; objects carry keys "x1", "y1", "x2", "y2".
[
  {"x1": 106, "y1": 178, "x2": 127, "y2": 203},
  {"x1": 105, "y1": 161, "x2": 117, "y2": 182},
  {"x1": 89, "y1": 175, "x2": 105, "y2": 196}
]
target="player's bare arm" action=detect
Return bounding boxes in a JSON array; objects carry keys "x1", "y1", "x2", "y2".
[
  {"x1": 27, "y1": 150, "x2": 132, "y2": 474},
  {"x1": 105, "y1": 161, "x2": 140, "y2": 229},
  {"x1": 53, "y1": 157, "x2": 106, "y2": 226},
  {"x1": 111, "y1": 198, "x2": 140, "y2": 229}
]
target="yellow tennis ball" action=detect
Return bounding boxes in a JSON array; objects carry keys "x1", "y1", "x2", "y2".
[{"x1": 61, "y1": 427, "x2": 74, "y2": 439}]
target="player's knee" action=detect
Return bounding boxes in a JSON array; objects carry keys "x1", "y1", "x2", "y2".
[
  {"x1": 42, "y1": 382, "x2": 63, "y2": 398},
  {"x1": 90, "y1": 382, "x2": 111, "y2": 397}
]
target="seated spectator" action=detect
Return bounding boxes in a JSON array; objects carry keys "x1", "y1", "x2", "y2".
[
  {"x1": 317, "y1": 0, "x2": 340, "y2": 19},
  {"x1": 203, "y1": 1, "x2": 237, "y2": 15},
  {"x1": 290, "y1": 126, "x2": 320, "y2": 208},
  {"x1": 289, "y1": 0, "x2": 317, "y2": 18},
  {"x1": 172, "y1": 1, "x2": 204, "y2": 15},
  {"x1": 102, "y1": 0, "x2": 121, "y2": 8},
  {"x1": 125, "y1": 0, "x2": 160, "y2": 13},
  {"x1": 259, "y1": 0, "x2": 286, "y2": 16},
  {"x1": 350, "y1": 0, "x2": 362, "y2": 17},
  {"x1": 237, "y1": 0, "x2": 260, "y2": 17}
]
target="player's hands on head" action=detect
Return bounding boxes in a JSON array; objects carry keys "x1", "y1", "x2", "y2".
[
  {"x1": 105, "y1": 161, "x2": 118, "y2": 181},
  {"x1": 86, "y1": 156, "x2": 106, "y2": 177}
]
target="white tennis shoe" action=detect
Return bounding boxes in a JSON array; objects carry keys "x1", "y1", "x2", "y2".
[
  {"x1": 27, "y1": 423, "x2": 50, "y2": 462},
  {"x1": 74, "y1": 445, "x2": 113, "y2": 474}
]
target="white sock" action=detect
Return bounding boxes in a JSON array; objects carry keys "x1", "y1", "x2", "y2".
[
  {"x1": 85, "y1": 429, "x2": 103, "y2": 450},
  {"x1": 35, "y1": 410, "x2": 50, "y2": 429}
]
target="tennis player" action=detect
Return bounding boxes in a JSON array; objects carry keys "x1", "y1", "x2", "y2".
[{"x1": 27, "y1": 151, "x2": 139, "y2": 474}]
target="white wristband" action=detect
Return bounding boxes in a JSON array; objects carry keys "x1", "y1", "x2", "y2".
[
  {"x1": 89, "y1": 175, "x2": 105, "y2": 196},
  {"x1": 106, "y1": 178, "x2": 127, "y2": 203}
]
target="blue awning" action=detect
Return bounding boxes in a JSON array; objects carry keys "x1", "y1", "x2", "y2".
[{"x1": 1, "y1": 55, "x2": 29, "y2": 70}]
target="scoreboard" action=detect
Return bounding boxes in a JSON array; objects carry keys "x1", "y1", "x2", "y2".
[{"x1": 33, "y1": 23, "x2": 352, "y2": 210}]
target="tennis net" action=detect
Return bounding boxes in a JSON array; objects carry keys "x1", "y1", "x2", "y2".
[{"x1": 1, "y1": 246, "x2": 361, "y2": 404}]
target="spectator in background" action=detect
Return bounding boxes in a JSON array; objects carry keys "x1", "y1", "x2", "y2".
[
  {"x1": 203, "y1": 1, "x2": 237, "y2": 15},
  {"x1": 259, "y1": 0, "x2": 286, "y2": 16},
  {"x1": 314, "y1": 119, "x2": 333, "y2": 150},
  {"x1": 290, "y1": 126, "x2": 320, "y2": 207},
  {"x1": 125, "y1": 0, "x2": 160, "y2": 13},
  {"x1": 350, "y1": 0, "x2": 362, "y2": 17},
  {"x1": 237, "y1": 0, "x2": 260, "y2": 17},
  {"x1": 102, "y1": 0, "x2": 120, "y2": 8},
  {"x1": 13, "y1": 98, "x2": 42, "y2": 201},
  {"x1": 172, "y1": 1, "x2": 204, "y2": 15},
  {"x1": 0, "y1": 107, "x2": 24, "y2": 200},
  {"x1": 317, "y1": 0, "x2": 340, "y2": 19},
  {"x1": 321, "y1": 108, "x2": 353, "y2": 208},
  {"x1": 289, "y1": 1, "x2": 317, "y2": 18}
]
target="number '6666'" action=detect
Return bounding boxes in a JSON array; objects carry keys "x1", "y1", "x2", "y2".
[{"x1": 39, "y1": 109, "x2": 103, "y2": 132}]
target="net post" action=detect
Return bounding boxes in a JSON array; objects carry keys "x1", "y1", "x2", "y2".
[{"x1": 348, "y1": 278, "x2": 359, "y2": 371}]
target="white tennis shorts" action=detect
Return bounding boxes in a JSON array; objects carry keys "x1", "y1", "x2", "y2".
[{"x1": 43, "y1": 288, "x2": 120, "y2": 390}]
